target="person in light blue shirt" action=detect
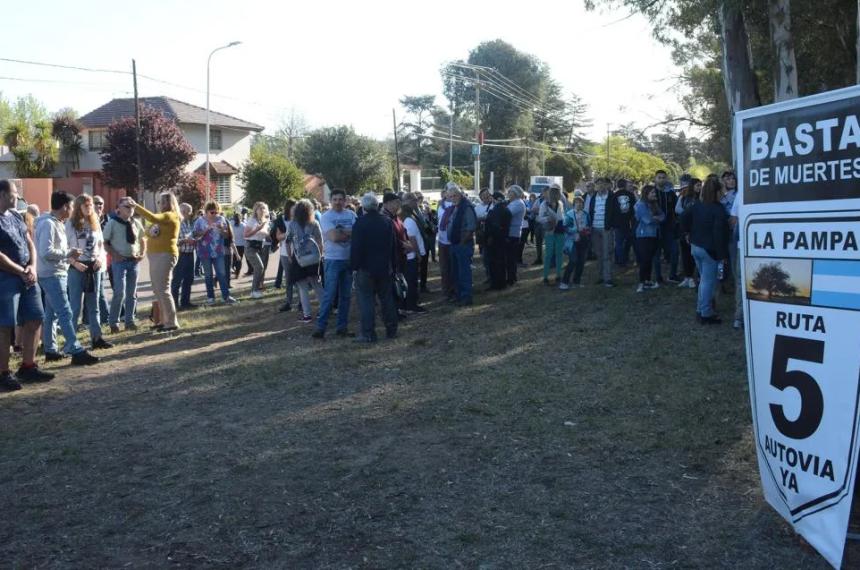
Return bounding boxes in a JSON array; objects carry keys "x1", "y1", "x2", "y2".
[
  {"x1": 312, "y1": 189, "x2": 357, "y2": 339},
  {"x1": 634, "y1": 185, "x2": 666, "y2": 293}
]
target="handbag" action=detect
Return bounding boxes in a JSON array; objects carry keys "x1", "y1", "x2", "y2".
[{"x1": 393, "y1": 272, "x2": 408, "y2": 302}]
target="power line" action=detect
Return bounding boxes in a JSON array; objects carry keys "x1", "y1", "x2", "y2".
[{"x1": 0, "y1": 55, "x2": 292, "y2": 120}]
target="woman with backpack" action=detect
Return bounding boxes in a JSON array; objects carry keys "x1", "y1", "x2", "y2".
[
  {"x1": 243, "y1": 201, "x2": 271, "y2": 299},
  {"x1": 537, "y1": 185, "x2": 565, "y2": 285},
  {"x1": 285, "y1": 199, "x2": 324, "y2": 323},
  {"x1": 274, "y1": 199, "x2": 297, "y2": 312}
]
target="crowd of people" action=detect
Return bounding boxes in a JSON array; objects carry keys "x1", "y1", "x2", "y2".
[{"x1": 0, "y1": 168, "x2": 740, "y2": 392}]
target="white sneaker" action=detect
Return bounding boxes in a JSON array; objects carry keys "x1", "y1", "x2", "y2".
[
  {"x1": 733, "y1": 319, "x2": 742, "y2": 330},
  {"x1": 636, "y1": 283, "x2": 645, "y2": 293},
  {"x1": 250, "y1": 290, "x2": 263, "y2": 299},
  {"x1": 559, "y1": 283, "x2": 570, "y2": 291},
  {"x1": 645, "y1": 281, "x2": 659, "y2": 290},
  {"x1": 677, "y1": 278, "x2": 689, "y2": 288},
  {"x1": 205, "y1": 297, "x2": 216, "y2": 306},
  {"x1": 225, "y1": 296, "x2": 239, "y2": 305}
]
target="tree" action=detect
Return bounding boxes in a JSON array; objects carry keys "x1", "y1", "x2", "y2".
[
  {"x1": 439, "y1": 166, "x2": 474, "y2": 189},
  {"x1": 586, "y1": 136, "x2": 672, "y2": 183},
  {"x1": 175, "y1": 172, "x2": 216, "y2": 213},
  {"x1": 544, "y1": 153, "x2": 586, "y2": 185},
  {"x1": 239, "y1": 147, "x2": 305, "y2": 208},
  {"x1": 398, "y1": 95, "x2": 438, "y2": 167},
  {"x1": 750, "y1": 262, "x2": 797, "y2": 298},
  {"x1": 1, "y1": 95, "x2": 57, "y2": 178},
  {"x1": 52, "y1": 112, "x2": 84, "y2": 174},
  {"x1": 254, "y1": 109, "x2": 309, "y2": 161},
  {"x1": 441, "y1": 40, "x2": 591, "y2": 187},
  {"x1": 298, "y1": 126, "x2": 391, "y2": 193},
  {"x1": 101, "y1": 105, "x2": 196, "y2": 197}
]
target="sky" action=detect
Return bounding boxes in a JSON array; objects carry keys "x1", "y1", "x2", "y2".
[{"x1": 1, "y1": 0, "x2": 686, "y2": 143}]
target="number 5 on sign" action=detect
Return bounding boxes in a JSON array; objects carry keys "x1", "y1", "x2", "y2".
[{"x1": 769, "y1": 335, "x2": 825, "y2": 441}]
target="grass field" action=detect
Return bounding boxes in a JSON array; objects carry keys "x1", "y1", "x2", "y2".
[{"x1": 0, "y1": 245, "x2": 847, "y2": 568}]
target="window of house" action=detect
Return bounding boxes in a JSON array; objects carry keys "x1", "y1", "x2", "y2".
[
  {"x1": 209, "y1": 129, "x2": 223, "y2": 151},
  {"x1": 216, "y1": 175, "x2": 231, "y2": 204},
  {"x1": 88, "y1": 130, "x2": 108, "y2": 151}
]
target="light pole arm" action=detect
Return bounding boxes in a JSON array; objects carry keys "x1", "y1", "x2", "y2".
[{"x1": 205, "y1": 41, "x2": 241, "y2": 198}]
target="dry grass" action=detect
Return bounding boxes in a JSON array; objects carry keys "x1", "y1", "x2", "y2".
[{"x1": 0, "y1": 246, "x2": 843, "y2": 568}]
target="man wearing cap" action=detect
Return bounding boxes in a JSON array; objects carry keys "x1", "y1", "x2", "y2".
[
  {"x1": 485, "y1": 191, "x2": 512, "y2": 291},
  {"x1": 610, "y1": 179, "x2": 636, "y2": 267},
  {"x1": 0, "y1": 180, "x2": 55, "y2": 391},
  {"x1": 447, "y1": 186, "x2": 478, "y2": 306}
]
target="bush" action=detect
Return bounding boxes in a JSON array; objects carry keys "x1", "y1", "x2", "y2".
[
  {"x1": 239, "y1": 148, "x2": 305, "y2": 208},
  {"x1": 175, "y1": 173, "x2": 216, "y2": 212}
]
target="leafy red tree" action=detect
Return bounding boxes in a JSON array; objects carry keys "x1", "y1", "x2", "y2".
[
  {"x1": 175, "y1": 172, "x2": 215, "y2": 213},
  {"x1": 101, "y1": 105, "x2": 196, "y2": 197}
]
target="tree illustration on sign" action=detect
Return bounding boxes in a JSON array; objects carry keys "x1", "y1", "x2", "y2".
[{"x1": 750, "y1": 262, "x2": 797, "y2": 299}]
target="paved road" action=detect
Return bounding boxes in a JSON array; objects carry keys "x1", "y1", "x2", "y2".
[{"x1": 132, "y1": 253, "x2": 282, "y2": 305}]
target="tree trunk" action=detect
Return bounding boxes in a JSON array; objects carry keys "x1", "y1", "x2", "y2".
[
  {"x1": 769, "y1": 0, "x2": 798, "y2": 101},
  {"x1": 719, "y1": 2, "x2": 762, "y2": 167}
]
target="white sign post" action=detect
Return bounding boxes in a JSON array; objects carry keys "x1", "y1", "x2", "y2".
[{"x1": 737, "y1": 85, "x2": 860, "y2": 568}]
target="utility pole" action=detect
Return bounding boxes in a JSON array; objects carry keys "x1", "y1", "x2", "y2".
[
  {"x1": 606, "y1": 123, "x2": 611, "y2": 163},
  {"x1": 132, "y1": 59, "x2": 143, "y2": 202},
  {"x1": 448, "y1": 110, "x2": 453, "y2": 172},
  {"x1": 474, "y1": 70, "x2": 481, "y2": 193},
  {"x1": 392, "y1": 108, "x2": 401, "y2": 192}
]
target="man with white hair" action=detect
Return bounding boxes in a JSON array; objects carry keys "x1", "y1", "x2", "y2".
[
  {"x1": 447, "y1": 185, "x2": 478, "y2": 306},
  {"x1": 350, "y1": 193, "x2": 398, "y2": 342},
  {"x1": 505, "y1": 185, "x2": 526, "y2": 286},
  {"x1": 103, "y1": 195, "x2": 147, "y2": 330},
  {"x1": 437, "y1": 182, "x2": 458, "y2": 300}
]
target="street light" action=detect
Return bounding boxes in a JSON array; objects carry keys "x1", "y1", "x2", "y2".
[{"x1": 206, "y1": 41, "x2": 241, "y2": 193}]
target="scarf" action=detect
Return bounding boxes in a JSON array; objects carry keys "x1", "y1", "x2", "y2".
[
  {"x1": 439, "y1": 201, "x2": 455, "y2": 231},
  {"x1": 110, "y1": 213, "x2": 137, "y2": 244}
]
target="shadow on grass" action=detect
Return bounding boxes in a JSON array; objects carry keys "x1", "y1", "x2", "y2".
[{"x1": 0, "y1": 257, "x2": 832, "y2": 569}]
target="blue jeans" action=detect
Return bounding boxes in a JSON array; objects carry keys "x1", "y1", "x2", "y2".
[
  {"x1": 171, "y1": 252, "x2": 195, "y2": 307},
  {"x1": 691, "y1": 245, "x2": 718, "y2": 318},
  {"x1": 202, "y1": 255, "x2": 230, "y2": 300},
  {"x1": 68, "y1": 267, "x2": 102, "y2": 340},
  {"x1": 450, "y1": 242, "x2": 474, "y2": 303},
  {"x1": 317, "y1": 259, "x2": 352, "y2": 332},
  {"x1": 654, "y1": 225, "x2": 679, "y2": 280},
  {"x1": 110, "y1": 259, "x2": 140, "y2": 326},
  {"x1": 614, "y1": 227, "x2": 633, "y2": 265},
  {"x1": 40, "y1": 274, "x2": 84, "y2": 355}
]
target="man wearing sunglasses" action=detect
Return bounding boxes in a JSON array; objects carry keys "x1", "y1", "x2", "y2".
[{"x1": 103, "y1": 197, "x2": 146, "y2": 332}]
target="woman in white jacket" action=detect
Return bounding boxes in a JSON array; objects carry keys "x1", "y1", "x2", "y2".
[
  {"x1": 537, "y1": 185, "x2": 566, "y2": 285},
  {"x1": 65, "y1": 194, "x2": 113, "y2": 349}
]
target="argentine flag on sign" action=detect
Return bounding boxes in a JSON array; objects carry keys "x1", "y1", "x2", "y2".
[{"x1": 811, "y1": 261, "x2": 860, "y2": 310}]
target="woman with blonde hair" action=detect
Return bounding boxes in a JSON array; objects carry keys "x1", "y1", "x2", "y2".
[
  {"x1": 65, "y1": 194, "x2": 113, "y2": 349},
  {"x1": 285, "y1": 199, "x2": 324, "y2": 323},
  {"x1": 243, "y1": 201, "x2": 271, "y2": 299},
  {"x1": 126, "y1": 192, "x2": 181, "y2": 332}
]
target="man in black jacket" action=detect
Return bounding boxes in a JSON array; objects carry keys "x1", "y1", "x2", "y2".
[
  {"x1": 610, "y1": 179, "x2": 636, "y2": 267},
  {"x1": 350, "y1": 192, "x2": 398, "y2": 342},
  {"x1": 485, "y1": 192, "x2": 512, "y2": 291}
]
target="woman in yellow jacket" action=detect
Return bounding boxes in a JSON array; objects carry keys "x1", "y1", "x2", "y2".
[{"x1": 126, "y1": 193, "x2": 181, "y2": 332}]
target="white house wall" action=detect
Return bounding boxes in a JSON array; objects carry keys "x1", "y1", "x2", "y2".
[{"x1": 78, "y1": 124, "x2": 255, "y2": 204}]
